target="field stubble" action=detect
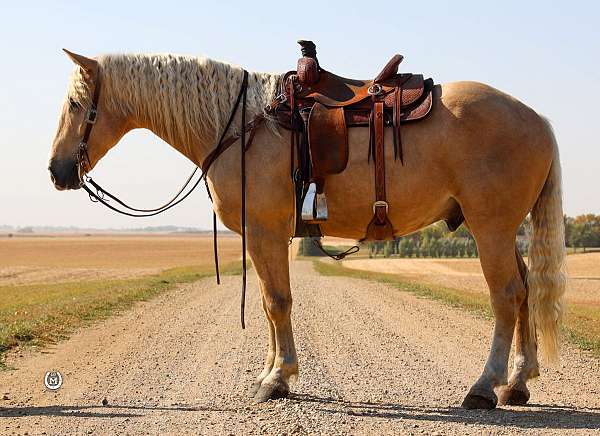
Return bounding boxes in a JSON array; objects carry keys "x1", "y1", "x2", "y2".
[
  {"x1": 0, "y1": 234, "x2": 241, "y2": 285},
  {"x1": 0, "y1": 234, "x2": 242, "y2": 363}
]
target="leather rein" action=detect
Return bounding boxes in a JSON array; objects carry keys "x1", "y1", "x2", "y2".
[{"x1": 76, "y1": 69, "x2": 267, "y2": 329}]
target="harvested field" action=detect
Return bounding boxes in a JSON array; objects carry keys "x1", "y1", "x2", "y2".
[
  {"x1": 0, "y1": 234, "x2": 241, "y2": 285},
  {"x1": 341, "y1": 252, "x2": 600, "y2": 305},
  {"x1": 0, "y1": 234, "x2": 242, "y2": 361}
]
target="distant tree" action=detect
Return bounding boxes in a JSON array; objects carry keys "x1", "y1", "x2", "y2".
[
  {"x1": 430, "y1": 238, "x2": 440, "y2": 258},
  {"x1": 517, "y1": 239, "x2": 529, "y2": 257},
  {"x1": 414, "y1": 241, "x2": 422, "y2": 258},
  {"x1": 453, "y1": 224, "x2": 471, "y2": 239},
  {"x1": 564, "y1": 215, "x2": 574, "y2": 247},
  {"x1": 392, "y1": 239, "x2": 400, "y2": 255},
  {"x1": 466, "y1": 239, "x2": 477, "y2": 258},
  {"x1": 420, "y1": 237, "x2": 431, "y2": 258},
  {"x1": 450, "y1": 239, "x2": 459, "y2": 258},
  {"x1": 383, "y1": 241, "x2": 393, "y2": 258},
  {"x1": 400, "y1": 240, "x2": 408, "y2": 257},
  {"x1": 517, "y1": 216, "x2": 531, "y2": 236},
  {"x1": 406, "y1": 239, "x2": 415, "y2": 258},
  {"x1": 459, "y1": 240, "x2": 466, "y2": 257}
]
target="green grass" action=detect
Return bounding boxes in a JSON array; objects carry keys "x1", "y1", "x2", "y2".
[
  {"x1": 314, "y1": 260, "x2": 600, "y2": 358},
  {"x1": 562, "y1": 305, "x2": 600, "y2": 357},
  {"x1": 0, "y1": 262, "x2": 242, "y2": 367}
]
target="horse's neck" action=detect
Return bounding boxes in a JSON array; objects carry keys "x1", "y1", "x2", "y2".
[{"x1": 108, "y1": 59, "x2": 279, "y2": 167}]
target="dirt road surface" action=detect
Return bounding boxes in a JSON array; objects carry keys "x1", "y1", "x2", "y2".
[{"x1": 1, "y1": 262, "x2": 599, "y2": 435}]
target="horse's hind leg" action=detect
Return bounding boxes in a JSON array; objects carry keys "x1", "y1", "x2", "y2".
[
  {"x1": 498, "y1": 248, "x2": 539, "y2": 405},
  {"x1": 462, "y1": 227, "x2": 526, "y2": 409},
  {"x1": 246, "y1": 225, "x2": 298, "y2": 402}
]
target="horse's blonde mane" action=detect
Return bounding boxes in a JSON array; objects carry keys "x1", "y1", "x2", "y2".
[{"x1": 66, "y1": 53, "x2": 279, "y2": 155}]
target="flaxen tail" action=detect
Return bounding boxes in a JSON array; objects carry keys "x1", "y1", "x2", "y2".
[{"x1": 527, "y1": 121, "x2": 567, "y2": 363}]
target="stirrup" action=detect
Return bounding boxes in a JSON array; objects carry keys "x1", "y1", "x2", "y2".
[
  {"x1": 315, "y1": 192, "x2": 328, "y2": 221},
  {"x1": 301, "y1": 182, "x2": 328, "y2": 222},
  {"x1": 301, "y1": 182, "x2": 317, "y2": 221}
]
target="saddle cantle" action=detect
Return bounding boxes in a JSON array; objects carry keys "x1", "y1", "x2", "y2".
[{"x1": 269, "y1": 40, "x2": 435, "y2": 241}]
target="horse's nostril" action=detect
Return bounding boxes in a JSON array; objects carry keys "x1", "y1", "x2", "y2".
[
  {"x1": 48, "y1": 158, "x2": 79, "y2": 189},
  {"x1": 48, "y1": 161, "x2": 61, "y2": 185}
]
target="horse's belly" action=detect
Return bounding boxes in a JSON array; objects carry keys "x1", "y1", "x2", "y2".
[{"x1": 319, "y1": 125, "x2": 452, "y2": 240}]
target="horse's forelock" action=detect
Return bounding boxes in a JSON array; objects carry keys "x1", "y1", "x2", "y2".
[{"x1": 63, "y1": 66, "x2": 93, "y2": 125}]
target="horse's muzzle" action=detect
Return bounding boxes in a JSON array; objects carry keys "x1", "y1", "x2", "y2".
[{"x1": 48, "y1": 158, "x2": 81, "y2": 190}]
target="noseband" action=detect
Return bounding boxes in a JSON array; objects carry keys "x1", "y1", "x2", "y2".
[{"x1": 75, "y1": 68, "x2": 268, "y2": 329}]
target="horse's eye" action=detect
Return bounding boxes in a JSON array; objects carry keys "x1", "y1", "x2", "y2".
[{"x1": 68, "y1": 97, "x2": 81, "y2": 112}]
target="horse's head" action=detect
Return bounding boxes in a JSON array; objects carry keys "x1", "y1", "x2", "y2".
[{"x1": 48, "y1": 50, "x2": 130, "y2": 190}]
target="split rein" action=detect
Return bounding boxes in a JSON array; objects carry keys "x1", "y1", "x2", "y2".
[
  {"x1": 76, "y1": 70, "x2": 263, "y2": 329},
  {"x1": 75, "y1": 69, "x2": 358, "y2": 329}
]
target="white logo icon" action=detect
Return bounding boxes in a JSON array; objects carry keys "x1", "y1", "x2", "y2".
[{"x1": 44, "y1": 371, "x2": 63, "y2": 390}]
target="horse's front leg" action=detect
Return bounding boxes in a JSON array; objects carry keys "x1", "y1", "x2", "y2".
[
  {"x1": 247, "y1": 226, "x2": 298, "y2": 402},
  {"x1": 248, "y1": 294, "x2": 276, "y2": 397}
]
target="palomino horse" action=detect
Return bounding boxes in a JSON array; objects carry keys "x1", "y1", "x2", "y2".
[{"x1": 48, "y1": 50, "x2": 566, "y2": 409}]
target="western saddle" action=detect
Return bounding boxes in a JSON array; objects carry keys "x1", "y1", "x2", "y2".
[{"x1": 270, "y1": 41, "x2": 434, "y2": 241}]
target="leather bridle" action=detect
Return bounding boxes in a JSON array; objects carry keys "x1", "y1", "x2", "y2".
[
  {"x1": 76, "y1": 73, "x2": 101, "y2": 182},
  {"x1": 75, "y1": 68, "x2": 266, "y2": 328}
]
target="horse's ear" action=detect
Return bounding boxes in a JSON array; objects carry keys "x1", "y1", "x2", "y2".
[{"x1": 63, "y1": 49, "x2": 98, "y2": 75}]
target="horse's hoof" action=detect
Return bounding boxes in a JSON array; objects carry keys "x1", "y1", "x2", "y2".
[
  {"x1": 497, "y1": 386, "x2": 530, "y2": 406},
  {"x1": 461, "y1": 391, "x2": 497, "y2": 409},
  {"x1": 248, "y1": 381, "x2": 262, "y2": 398},
  {"x1": 253, "y1": 381, "x2": 289, "y2": 403}
]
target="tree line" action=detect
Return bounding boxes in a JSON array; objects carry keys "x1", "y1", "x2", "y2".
[
  {"x1": 565, "y1": 214, "x2": 600, "y2": 251},
  {"x1": 366, "y1": 222, "x2": 485, "y2": 258},
  {"x1": 298, "y1": 214, "x2": 600, "y2": 258}
]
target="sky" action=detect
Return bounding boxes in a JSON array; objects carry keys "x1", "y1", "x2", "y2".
[{"x1": 0, "y1": 1, "x2": 598, "y2": 230}]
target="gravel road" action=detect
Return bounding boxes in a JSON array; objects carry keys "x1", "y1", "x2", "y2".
[{"x1": 1, "y1": 261, "x2": 599, "y2": 435}]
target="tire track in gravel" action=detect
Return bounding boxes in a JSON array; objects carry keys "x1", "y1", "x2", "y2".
[{"x1": 0, "y1": 261, "x2": 599, "y2": 435}]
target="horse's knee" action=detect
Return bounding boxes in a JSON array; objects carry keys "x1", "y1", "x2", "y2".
[{"x1": 263, "y1": 292, "x2": 292, "y2": 322}]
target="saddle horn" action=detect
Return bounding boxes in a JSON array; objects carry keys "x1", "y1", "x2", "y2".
[{"x1": 297, "y1": 40, "x2": 320, "y2": 86}]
